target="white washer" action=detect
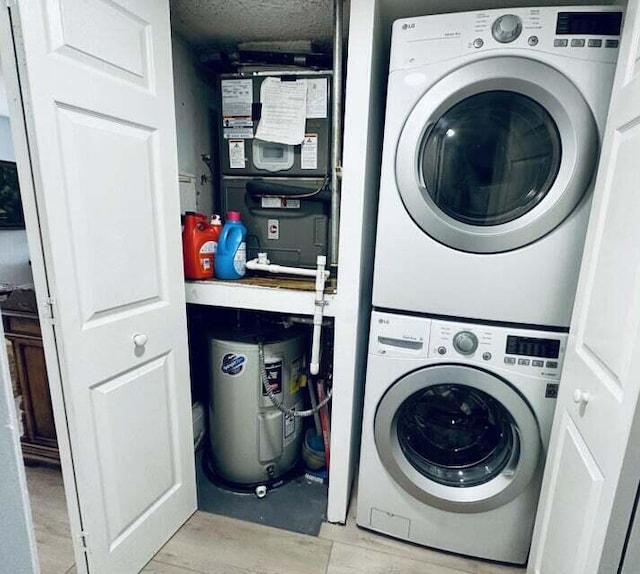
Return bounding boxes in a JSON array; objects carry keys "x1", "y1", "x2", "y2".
[
  {"x1": 373, "y1": 7, "x2": 623, "y2": 327},
  {"x1": 356, "y1": 311, "x2": 567, "y2": 564}
]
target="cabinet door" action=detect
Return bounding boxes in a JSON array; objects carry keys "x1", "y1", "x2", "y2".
[
  {"x1": 7, "y1": 1, "x2": 196, "y2": 572},
  {"x1": 528, "y1": 4, "x2": 640, "y2": 573}
]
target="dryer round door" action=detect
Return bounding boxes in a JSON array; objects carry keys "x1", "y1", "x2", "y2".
[
  {"x1": 374, "y1": 364, "x2": 541, "y2": 513},
  {"x1": 395, "y1": 56, "x2": 598, "y2": 253}
]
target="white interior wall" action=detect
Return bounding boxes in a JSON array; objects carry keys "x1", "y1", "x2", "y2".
[{"x1": 172, "y1": 34, "x2": 215, "y2": 215}]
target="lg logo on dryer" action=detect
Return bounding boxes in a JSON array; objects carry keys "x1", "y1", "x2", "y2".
[{"x1": 402, "y1": 23, "x2": 415, "y2": 30}]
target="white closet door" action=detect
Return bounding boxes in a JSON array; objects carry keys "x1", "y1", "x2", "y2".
[
  {"x1": 9, "y1": 1, "x2": 196, "y2": 572},
  {"x1": 528, "y1": 4, "x2": 640, "y2": 573}
]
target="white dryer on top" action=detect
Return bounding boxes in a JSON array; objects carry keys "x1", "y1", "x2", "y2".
[{"x1": 372, "y1": 6, "x2": 623, "y2": 327}]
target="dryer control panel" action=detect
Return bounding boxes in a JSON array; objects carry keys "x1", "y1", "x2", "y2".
[{"x1": 390, "y1": 6, "x2": 623, "y2": 71}]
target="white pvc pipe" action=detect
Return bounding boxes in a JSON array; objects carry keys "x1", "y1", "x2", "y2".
[
  {"x1": 310, "y1": 256, "x2": 328, "y2": 375},
  {"x1": 246, "y1": 253, "x2": 329, "y2": 376},
  {"x1": 246, "y1": 255, "x2": 330, "y2": 279}
]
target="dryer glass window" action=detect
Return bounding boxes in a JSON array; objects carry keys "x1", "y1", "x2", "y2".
[
  {"x1": 420, "y1": 91, "x2": 561, "y2": 226},
  {"x1": 396, "y1": 383, "x2": 518, "y2": 487}
]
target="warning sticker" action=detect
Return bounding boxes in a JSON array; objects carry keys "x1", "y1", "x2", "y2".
[
  {"x1": 262, "y1": 360, "x2": 283, "y2": 396},
  {"x1": 301, "y1": 134, "x2": 318, "y2": 170},
  {"x1": 229, "y1": 140, "x2": 246, "y2": 169},
  {"x1": 221, "y1": 353, "x2": 246, "y2": 376}
]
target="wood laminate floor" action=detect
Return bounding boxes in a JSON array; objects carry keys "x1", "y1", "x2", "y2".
[{"x1": 26, "y1": 466, "x2": 526, "y2": 574}]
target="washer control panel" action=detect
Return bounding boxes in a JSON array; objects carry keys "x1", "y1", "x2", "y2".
[
  {"x1": 370, "y1": 312, "x2": 568, "y2": 380},
  {"x1": 428, "y1": 319, "x2": 568, "y2": 380}
]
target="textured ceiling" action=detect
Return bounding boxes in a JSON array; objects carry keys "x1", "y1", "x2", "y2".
[{"x1": 170, "y1": 0, "x2": 344, "y2": 52}]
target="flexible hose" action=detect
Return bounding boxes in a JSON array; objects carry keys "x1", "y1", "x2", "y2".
[{"x1": 258, "y1": 341, "x2": 332, "y2": 418}]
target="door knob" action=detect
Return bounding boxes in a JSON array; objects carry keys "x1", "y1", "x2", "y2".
[
  {"x1": 133, "y1": 333, "x2": 148, "y2": 347},
  {"x1": 573, "y1": 389, "x2": 591, "y2": 405}
]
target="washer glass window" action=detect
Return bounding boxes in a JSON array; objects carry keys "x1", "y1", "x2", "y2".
[
  {"x1": 420, "y1": 91, "x2": 562, "y2": 226},
  {"x1": 396, "y1": 383, "x2": 518, "y2": 487}
]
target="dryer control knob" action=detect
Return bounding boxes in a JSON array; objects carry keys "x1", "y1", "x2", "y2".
[
  {"x1": 453, "y1": 331, "x2": 478, "y2": 355},
  {"x1": 492, "y1": 14, "x2": 522, "y2": 43}
]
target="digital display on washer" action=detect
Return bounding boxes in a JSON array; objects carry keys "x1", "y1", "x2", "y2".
[
  {"x1": 556, "y1": 12, "x2": 622, "y2": 36},
  {"x1": 506, "y1": 336, "x2": 560, "y2": 359}
]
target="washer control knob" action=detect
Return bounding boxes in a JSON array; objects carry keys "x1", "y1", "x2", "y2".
[
  {"x1": 453, "y1": 331, "x2": 478, "y2": 355},
  {"x1": 492, "y1": 14, "x2": 522, "y2": 43}
]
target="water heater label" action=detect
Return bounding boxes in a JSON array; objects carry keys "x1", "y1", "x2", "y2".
[
  {"x1": 262, "y1": 360, "x2": 282, "y2": 395},
  {"x1": 221, "y1": 353, "x2": 246, "y2": 376}
]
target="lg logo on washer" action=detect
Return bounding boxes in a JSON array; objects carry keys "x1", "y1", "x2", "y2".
[{"x1": 402, "y1": 22, "x2": 415, "y2": 30}]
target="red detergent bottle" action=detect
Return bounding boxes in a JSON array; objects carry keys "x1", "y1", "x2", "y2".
[{"x1": 182, "y1": 211, "x2": 217, "y2": 280}]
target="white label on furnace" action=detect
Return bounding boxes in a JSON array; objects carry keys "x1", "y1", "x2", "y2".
[
  {"x1": 267, "y1": 219, "x2": 280, "y2": 240},
  {"x1": 229, "y1": 140, "x2": 246, "y2": 169},
  {"x1": 301, "y1": 134, "x2": 318, "y2": 170},
  {"x1": 305, "y1": 78, "x2": 328, "y2": 119},
  {"x1": 224, "y1": 128, "x2": 253, "y2": 140},
  {"x1": 260, "y1": 197, "x2": 301, "y2": 209},
  {"x1": 221, "y1": 79, "x2": 253, "y2": 126}
]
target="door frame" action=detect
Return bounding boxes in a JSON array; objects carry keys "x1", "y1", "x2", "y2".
[{"x1": 0, "y1": 5, "x2": 87, "y2": 573}]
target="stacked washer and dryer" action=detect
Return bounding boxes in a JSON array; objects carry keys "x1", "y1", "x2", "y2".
[{"x1": 357, "y1": 6, "x2": 623, "y2": 564}]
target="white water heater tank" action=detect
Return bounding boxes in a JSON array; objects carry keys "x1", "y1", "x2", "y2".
[{"x1": 208, "y1": 325, "x2": 306, "y2": 485}]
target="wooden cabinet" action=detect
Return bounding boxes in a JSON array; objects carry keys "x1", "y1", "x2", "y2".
[{"x1": 3, "y1": 307, "x2": 59, "y2": 465}]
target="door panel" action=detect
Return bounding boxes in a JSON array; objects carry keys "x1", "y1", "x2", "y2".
[
  {"x1": 48, "y1": 0, "x2": 152, "y2": 87},
  {"x1": 10, "y1": 1, "x2": 196, "y2": 572},
  {"x1": 534, "y1": 412, "x2": 604, "y2": 574},
  {"x1": 528, "y1": 4, "x2": 640, "y2": 572}
]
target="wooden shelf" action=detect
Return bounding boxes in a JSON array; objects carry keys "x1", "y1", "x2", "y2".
[{"x1": 185, "y1": 277, "x2": 337, "y2": 317}]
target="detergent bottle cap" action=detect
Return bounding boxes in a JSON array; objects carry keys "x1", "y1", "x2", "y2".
[{"x1": 227, "y1": 211, "x2": 241, "y2": 222}]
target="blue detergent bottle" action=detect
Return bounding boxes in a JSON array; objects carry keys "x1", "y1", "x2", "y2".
[{"x1": 215, "y1": 211, "x2": 247, "y2": 280}]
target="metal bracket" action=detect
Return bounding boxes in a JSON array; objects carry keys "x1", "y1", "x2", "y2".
[
  {"x1": 43, "y1": 297, "x2": 57, "y2": 323},
  {"x1": 78, "y1": 530, "x2": 89, "y2": 554}
]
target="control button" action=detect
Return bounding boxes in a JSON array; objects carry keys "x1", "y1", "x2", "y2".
[
  {"x1": 546, "y1": 361, "x2": 559, "y2": 369},
  {"x1": 588, "y1": 39, "x2": 602, "y2": 48},
  {"x1": 504, "y1": 357, "x2": 516, "y2": 365},
  {"x1": 453, "y1": 331, "x2": 479, "y2": 355},
  {"x1": 492, "y1": 14, "x2": 522, "y2": 43},
  {"x1": 532, "y1": 360, "x2": 544, "y2": 367},
  {"x1": 518, "y1": 359, "x2": 531, "y2": 366},
  {"x1": 482, "y1": 352, "x2": 492, "y2": 361},
  {"x1": 528, "y1": 36, "x2": 539, "y2": 46},
  {"x1": 437, "y1": 346, "x2": 447, "y2": 355},
  {"x1": 473, "y1": 38, "x2": 484, "y2": 49},
  {"x1": 554, "y1": 39, "x2": 568, "y2": 47},
  {"x1": 606, "y1": 39, "x2": 619, "y2": 48},
  {"x1": 571, "y1": 39, "x2": 585, "y2": 47}
]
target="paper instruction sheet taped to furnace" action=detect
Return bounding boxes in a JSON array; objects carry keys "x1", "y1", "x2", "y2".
[{"x1": 255, "y1": 77, "x2": 308, "y2": 145}]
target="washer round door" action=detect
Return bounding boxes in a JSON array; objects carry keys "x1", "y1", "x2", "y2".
[
  {"x1": 374, "y1": 364, "x2": 541, "y2": 513},
  {"x1": 395, "y1": 56, "x2": 599, "y2": 253}
]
